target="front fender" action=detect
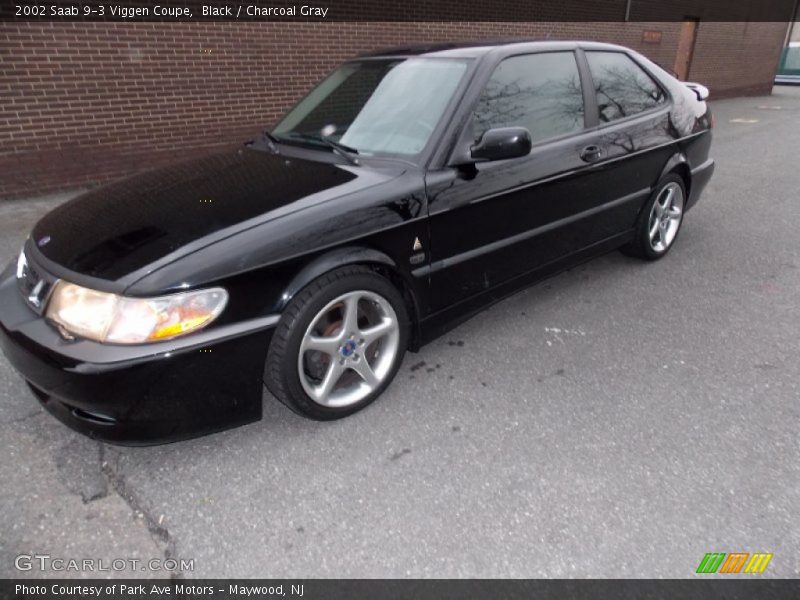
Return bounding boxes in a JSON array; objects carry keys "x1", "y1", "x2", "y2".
[
  {"x1": 278, "y1": 246, "x2": 424, "y2": 351},
  {"x1": 279, "y1": 247, "x2": 398, "y2": 310}
]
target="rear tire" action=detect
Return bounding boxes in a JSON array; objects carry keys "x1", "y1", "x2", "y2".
[
  {"x1": 265, "y1": 266, "x2": 409, "y2": 420},
  {"x1": 624, "y1": 173, "x2": 686, "y2": 260}
]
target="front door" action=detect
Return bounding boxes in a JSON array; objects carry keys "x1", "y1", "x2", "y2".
[{"x1": 425, "y1": 50, "x2": 602, "y2": 312}]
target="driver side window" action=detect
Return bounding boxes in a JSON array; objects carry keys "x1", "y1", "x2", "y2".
[{"x1": 472, "y1": 52, "x2": 586, "y2": 144}]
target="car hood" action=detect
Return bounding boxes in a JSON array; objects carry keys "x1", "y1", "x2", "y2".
[{"x1": 31, "y1": 147, "x2": 401, "y2": 283}]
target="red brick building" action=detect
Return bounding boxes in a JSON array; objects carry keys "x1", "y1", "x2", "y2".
[{"x1": 0, "y1": 19, "x2": 790, "y2": 199}]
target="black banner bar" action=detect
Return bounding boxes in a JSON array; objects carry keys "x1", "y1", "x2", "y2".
[
  {"x1": 4, "y1": 579, "x2": 800, "y2": 600},
  {"x1": 1, "y1": 0, "x2": 799, "y2": 22}
]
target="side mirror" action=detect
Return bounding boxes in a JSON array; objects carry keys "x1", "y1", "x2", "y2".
[{"x1": 471, "y1": 127, "x2": 532, "y2": 162}]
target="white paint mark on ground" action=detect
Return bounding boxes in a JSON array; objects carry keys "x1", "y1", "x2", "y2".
[{"x1": 544, "y1": 326, "x2": 587, "y2": 345}]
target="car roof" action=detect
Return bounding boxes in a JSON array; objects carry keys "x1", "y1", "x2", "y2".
[{"x1": 357, "y1": 39, "x2": 630, "y2": 59}]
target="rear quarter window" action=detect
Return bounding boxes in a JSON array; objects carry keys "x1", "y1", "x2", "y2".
[{"x1": 585, "y1": 51, "x2": 667, "y2": 122}]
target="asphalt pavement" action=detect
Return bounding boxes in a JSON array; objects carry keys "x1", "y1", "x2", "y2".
[{"x1": 1, "y1": 86, "x2": 798, "y2": 579}]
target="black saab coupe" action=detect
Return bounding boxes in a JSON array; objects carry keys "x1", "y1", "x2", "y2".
[{"x1": 0, "y1": 41, "x2": 714, "y2": 444}]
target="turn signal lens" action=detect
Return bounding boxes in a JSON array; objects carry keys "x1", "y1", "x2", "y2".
[{"x1": 45, "y1": 282, "x2": 228, "y2": 344}]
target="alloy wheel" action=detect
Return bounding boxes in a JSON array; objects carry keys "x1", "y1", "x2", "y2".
[
  {"x1": 648, "y1": 182, "x2": 684, "y2": 253},
  {"x1": 297, "y1": 290, "x2": 400, "y2": 408}
]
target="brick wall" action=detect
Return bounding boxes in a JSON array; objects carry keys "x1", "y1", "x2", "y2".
[
  {"x1": 0, "y1": 20, "x2": 787, "y2": 199},
  {"x1": 689, "y1": 22, "x2": 788, "y2": 96}
]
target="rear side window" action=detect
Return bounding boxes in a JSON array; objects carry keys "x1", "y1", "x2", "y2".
[
  {"x1": 585, "y1": 51, "x2": 667, "y2": 122},
  {"x1": 472, "y1": 52, "x2": 585, "y2": 145}
]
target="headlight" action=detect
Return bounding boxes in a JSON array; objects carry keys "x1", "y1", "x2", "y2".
[{"x1": 45, "y1": 282, "x2": 228, "y2": 344}]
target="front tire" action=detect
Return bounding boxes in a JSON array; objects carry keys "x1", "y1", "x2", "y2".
[
  {"x1": 265, "y1": 266, "x2": 409, "y2": 420},
  {"x1": 626, "y1": 174, "x2": 686, "y2": 260}
]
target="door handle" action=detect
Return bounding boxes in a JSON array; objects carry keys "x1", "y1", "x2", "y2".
[{"x1": 580, "y1": 145, "x2": 603, "y2": 163}]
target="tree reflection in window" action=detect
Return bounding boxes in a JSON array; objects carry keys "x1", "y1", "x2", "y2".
[
  {"x1": 586, "y1": 52, "x2": 667, "y2": 123},
  {"x1": 472, "y1": 52, "x2": 585, "y2": 144}
]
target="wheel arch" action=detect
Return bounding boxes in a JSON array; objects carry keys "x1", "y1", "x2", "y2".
[
  {"x1": 278, "y1": 246, "x2": 423, "y2": 351},
  {"x1": 658, "y1": 152, "x2": 692, "y2": 199},
  {"x1": 632, "y1": 152, "x2": 691, "y2": 222}
]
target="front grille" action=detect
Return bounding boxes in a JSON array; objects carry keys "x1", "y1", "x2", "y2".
[{"x1": 16, "y1": 249, "x2": 57, "y2": 314}]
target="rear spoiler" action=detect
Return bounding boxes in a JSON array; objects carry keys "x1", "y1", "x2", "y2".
[{"x1": 684, "y1": 82, "x2": 710, "y2": 101}]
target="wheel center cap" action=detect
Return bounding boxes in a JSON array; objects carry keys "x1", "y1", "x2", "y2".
[{"x1": 340, "y1": 340, "x2": 357, "y2": 358}]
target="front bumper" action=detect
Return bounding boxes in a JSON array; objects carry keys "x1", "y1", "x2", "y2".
[{"x1": 0, "y1": 263, "x2": 277, "y2": 445}]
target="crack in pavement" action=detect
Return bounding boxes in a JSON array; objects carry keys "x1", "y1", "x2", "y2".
[
  {"x1": 53, "y1": 437, "x2": 109, "y2": 503},
  {"x1": 99, "y1": 445, "x2": 182, "y2": 580},
  {"x1": 3, "y1": 410, "x2": 43, "y2": 425}
]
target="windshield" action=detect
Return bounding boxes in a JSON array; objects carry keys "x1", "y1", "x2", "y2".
[{"x1": 272, "y1": 58, "x2": 469, "y2": 158}]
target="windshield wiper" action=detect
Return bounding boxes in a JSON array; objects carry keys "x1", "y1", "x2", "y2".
[{"x1": 279, "y1": 132, "x2": 360, "y2": 165}]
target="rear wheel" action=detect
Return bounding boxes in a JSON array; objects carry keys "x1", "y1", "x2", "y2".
[
  {"x1": 265, "y1": 266, "x2": 409, "y2": 420},
  {"x1": 625, "y1": 174, "x2": 686, "y2": 260}
]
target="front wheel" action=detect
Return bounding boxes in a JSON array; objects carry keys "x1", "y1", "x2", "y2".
[
  {"x1": 625, "y1": 174, "x2": 686, "y2": 260},
  {"x1": 265, "y1": 266, "x2": 409, "y2": 420}
]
